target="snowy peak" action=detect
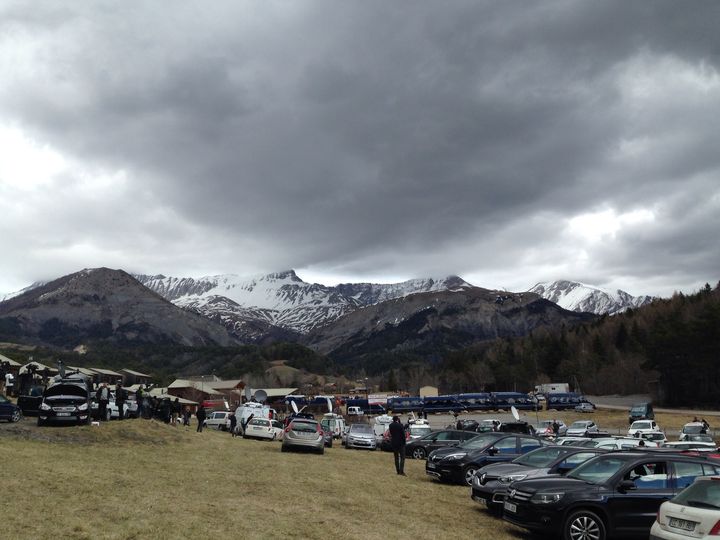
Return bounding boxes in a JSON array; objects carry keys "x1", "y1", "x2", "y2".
[{"x1": 529, "y1": 280, "x2": 653, "y2": 315}]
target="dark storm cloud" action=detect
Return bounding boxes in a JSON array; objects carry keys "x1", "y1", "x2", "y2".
[{"x1": 1, "y1": 1, "x2": 719, "y2": 296}]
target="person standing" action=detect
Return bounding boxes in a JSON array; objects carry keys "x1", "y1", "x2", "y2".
[
  {"x1": 196, "y1": 404, "x2": 206, "y2": 433},
  {"x1": 115, "y1": 381, "x2": 126, "y2": 420},
  {"x1": 229, "y1": 411, "x2": 237, "y2": 437},
  {"x1": 98, "y1": 382, "x2": 110, "y2": 421},
  {"x1": 5, "y1": 372, "x2": 14, "y2": 397},
  {"x1": 389, "y1": 415, "x2": 407, "y2": 476},
  {"x1": 172, "y1": 398, "x2": 180, "y2": 426},
  {"x1": 136, "y1": 386, "x2": 144, "y2": 419},
  {"x1": 182, "y1": 405, "x2": 191, "y2": 428}
]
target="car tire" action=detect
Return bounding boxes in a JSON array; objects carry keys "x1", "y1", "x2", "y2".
[
  {"x1": 37, "y1": 417, "x2": 45, "y2": 427},
  {"x1": 11, "y1": 410, "x2": 22, "y2": 423},
  {"x1": 563, "y1": 509, "x2": 606, "y2": 540},
  {"x1": 105, "y1": 410, "x2": 111, "y2": 422},
  {"x1": 412, "y1": 447, "x2": 426, "y2": 459},
  {"x1": 463, "y1": 465, "x2": 480, "y2": 486},
  {"x1": 281, "y1": 445, "x2": 287, "y2": 452}
]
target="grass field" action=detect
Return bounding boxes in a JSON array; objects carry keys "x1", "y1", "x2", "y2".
[{"x1": 1, "y1": 407, "x2": 710, "y2": 540}]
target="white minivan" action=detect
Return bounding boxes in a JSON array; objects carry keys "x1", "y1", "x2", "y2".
[{"x1": 321, "y1": 413, "x2": 346, "y2": 439}]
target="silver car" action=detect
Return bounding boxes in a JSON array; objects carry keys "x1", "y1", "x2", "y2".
[
  {"x1": 345, "y1": 423, "x2": 377, "y2": 450},
  {"x1": 281, "y1": 419, "x2": 325, "y2": 454}
]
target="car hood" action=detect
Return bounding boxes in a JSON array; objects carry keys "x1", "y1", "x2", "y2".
[
  {"x1": 510, "y1": 476, "x2": 599, "y2": 495},
  {"x1": 430, "y1": 445, "x2": 484, "y2": 460},
  {"x1": 478, "y1": 463, "x2": 533, "y2": 477}
]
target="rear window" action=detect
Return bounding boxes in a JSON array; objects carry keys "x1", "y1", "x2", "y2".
[
  {"x1": 249, "y1": 419, "x2": 269, "y2": 426},
  {"x1": 410, "y1": 425, "x2": 431, "y2": 436},
  {"x1": 673, "y1": 478, "x2": 720, "y2": 508},
  {"x1": 350, "y1": 424, "x2": 373, "y2": 434},
  {"x1": 291, "y1": 421, "x2": 318, "y2": 432}
]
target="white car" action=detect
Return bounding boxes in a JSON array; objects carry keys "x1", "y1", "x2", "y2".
[
  {"x1": 574, "y1": 402, "x2": 595, "y2": 413},
  {"x1": 664, "y1": 441, "x2": 719, "y2": 452},
  {"x1": 651, "y1": 476, "x2": 720, "y2": 539},
  {"x1": 243, "y1": 418, "x2": 284, "y2": 440},
  {"x1": 407, "y1": 419, "x2": 432, "y2": 440},
  {"x1": 588, "y1": 437, "x2": 658, "y2": 450},
  {"x1": 205, "y1": 410, "x2": 230, "y2": 430},
  {"x1": 628, "y1": 420, "x2": 660, "y2": 437},
  {"x1": 680, "y1": 422, "x2": 710, "y2": 441},
  {"x1": 555, "y1": 437, "x2": 593, "y2": 446},
  {"x1": 641, "y1": 431, "x2": 668, "y2": 445},
  {"x1": 566, "y1": 420, "x2": 599, "y2": 437}
]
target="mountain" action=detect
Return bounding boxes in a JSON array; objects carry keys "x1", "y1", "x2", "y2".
[
  {"x1": 528, "y1": 280, "x2": 654, "y2": 315},
  {"x1": 135, "y1": 270, "x2": 473, "y2": 339},
  {"x1": 306, "y1": 287, "x2": 595, "y2": 358},
  {"x1": 1, "y1": 281, "x2": 47, "y2": 302},
  {"x1": 0, "y1": 268, "x2": 236, "y2": 347}
]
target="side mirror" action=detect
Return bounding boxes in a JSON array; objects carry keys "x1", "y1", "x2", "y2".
[
  {"x1": 618, "y1": 480, "x2": 636, "y2": 492},
  {"x1": 556, "y1": 466, "x2": 573, "y2": 475},
  {"x1": 488, "y1": 447, "x2": 498, "y2": 456}
]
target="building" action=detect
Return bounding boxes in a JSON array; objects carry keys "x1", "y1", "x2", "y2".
[
  {"x1": 419, "y1": 385, "x2": 439, "y2": 398},
  {"x1": 89, "y1": 367, "x2": 125, "y2": 384},
  {"x1": 120, "y1": 369, "x2": 153, "y2": 387}
]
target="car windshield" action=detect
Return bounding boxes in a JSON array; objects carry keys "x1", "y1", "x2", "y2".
[
  {"x1": 350, "y1": 424, "x2": 373, "y2": 434},
  {"x1": 410, "y1": 425, "x2": 431, "y2": 436},
  {"x1": 630, "y1": 406, "x2": 646, "y2": 414},
  {"x1": 570, "y1": 421, "x2": 589, "y2": 429},
  {"x1": 291, "y1": 421, "x2": 317, "y2": 433},
  {"x1": 673, "y1": 480, "x2": 720, "y2": 509},
  {"x1": 459, "y1": 433, "x2": 502, "y2": 449},
  {"x1": 567, "y1": 455, "x2": 632, "y2": 484},
  {"x1": 632, "y1": 422, "x2": 651, "y2": 429},
  {"x1": 684, "y1": 424, "x2": 704, "y2": 434},
  {"x1": 514, "y1": 446, "x2": 568, "y2": 467}
]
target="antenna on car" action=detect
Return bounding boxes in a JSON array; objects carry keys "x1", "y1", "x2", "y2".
[{"x1": 327, "y1": 397, "x2": 333, "y2": 414}]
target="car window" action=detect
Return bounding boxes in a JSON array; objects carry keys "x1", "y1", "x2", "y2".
[
  {"x1": 674, "y1": 462, "x2": 707, "y2": 489},
  {"x1": 562, "y1": 452, "x2": 601, "y2": 467},
  {"x1": 350, "y1": 424, "x2": 373, "y2": 433},
  {"x1": 673, "y1": 480, "x2": 720, "y2": 508},
  {"x1": 461, "y1": 432, "x2": 479, "y2": 440},
  {"x1": 624, "y1": 462, "x2": 668, "y2": 490},
  {"x1": 493, "y1": 437, "x2": 518, "y2": 454},
  {"x1": 435, "y1": 432, "x2": 457, "y2": 441},
  {"x1": 520, "y1": 437, "x2": 542, "y2": 453},
  {"x1": 291, "y1": 421, "x2": 317, "y2": 432},
  {"x1": 515, "y1": 446, "x2": 566, "y2": 467},
  {"x1": 272, "y1": 421, "x2": 283, "y2": 429},
  {"x1": 568, "y1": 455, "x2": 632, "y2": 484}
]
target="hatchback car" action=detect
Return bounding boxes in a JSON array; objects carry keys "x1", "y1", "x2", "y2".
[
  {"x1": 242, "y1": 418, "x2": 283, "y2": 440},
  {"x1": 405, "y1": 429, "x2": 478, "y2": 459},
  {"x1": 651, "y1": 476, "x2": 720, "y2": 539},
  {"x1": 681, "y1": 422, "x2": 711, "y2": 441},
  {"x1": 205, "y1": 410, "x2": 230, "y2": 431},
  {"x1": 575, "y1": 402, "x2": 595, "y2": 413},
  {"x1": 566, "y1": 420, "x2": 599, "y2": 437},
  {"x1": 281, "y1": 419, "x2": 325, "y2": 454},
  {"x1": 38, "y1": 375, "x2": 91, "y2": 426},
  {"x1": 0, "y1": 393, "x2": 22, "y2": 423},
  {"x1": 345, "y1": 423, "x2": 377, "y2": 450}
]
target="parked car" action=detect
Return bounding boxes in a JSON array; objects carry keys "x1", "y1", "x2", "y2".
[
  {"x1": 107, "y1": 393, "x2": 130, "y2": 420},
  {"x1": 0, "y1": 393, "x2": 22, "y2": 423},
  {"x1": 477, "y1": 419, "x2": 502, "y2": 432},
  {"x1": 664, "y1": 441, "x2": 719, "y2": 452},
  {"x1": 502, "y1": 451, "x2": 720, "y2": 540},
  {"x1": 456, "y1": 419, "x2": 480, "y2": 431},
  {"x1": 472, "y1": 446, "x2": 608, "y2": 514},
  {"x1": 586, "y1": 437, "x2": 659, "y2": 450},
  {"x1": 554, "y1": 436, "x2": 593, "y2": 447},
  {"x1": 651, "y1": 475, "x2": 720, "y2": 539},
  {"x1": 680, "y1": 422, "x2": 710, "y2": 441},
  {"x1": 405, "y1": 429, "x2": 479, "y2": 459},
  {"x1": 574, "y1": 402, "x2": 595, "y2": 413},
  {"x1": 628, "y1": 402, "x2": 654, "y2": 424},
  {"x1": 536, "y1": 420, "x2": 567, "y2": 437},
  {"x1": 281, "y1": 418, "x2": 325, "y2": 454},
  {"x1": 37, "y1": 374, "x2": 92, "y2": 426},
  {"x1": 407, "y1": 419, "x2": 432, "y2": 440},
  {"x1": 498, "y1": 421, "x2": 536, "y2": 435},
  {"x1": 426, "y1": 433, "x2": 548, "y2": 486},
  {"x1": 347, "y1": 406, "x2": 363, "y2": 416},
  {"x1": 243, "y1": 418, "x2": 284, "y2": 440},
  {"x1": 628, "y1": 419, "x2": 660, "y2": 437},
  {"x1": 345, "y1": 423, "x2": 377, "y2": 450},
  {"x1": 17, "y1": 385, "x2": 45, "y2": 416},
  {"x1": 641, "y1": 431, "x2": 668, "y2": 445},
  {"x1": 205, "y1": 410, "x2": 231, "y2": 431},
  {"x1": 566, "y1": 420, "x2": 599, "y2": 437},
  {"x1": 320, "y1": 413, "x2": 346, "y2": 439}
]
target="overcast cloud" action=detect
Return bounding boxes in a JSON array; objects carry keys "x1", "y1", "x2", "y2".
[{"x1": 1, "y1": 1, "x2": 719, "y2": 297}]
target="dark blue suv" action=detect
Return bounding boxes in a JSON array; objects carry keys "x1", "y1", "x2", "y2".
[{"x1": 0, "y1": 393, "x2": 22, "y2": 423}]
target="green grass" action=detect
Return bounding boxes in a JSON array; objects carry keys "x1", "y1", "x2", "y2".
[{"x1": 1, "y1": 420, "x2": 528, "y2": 540}]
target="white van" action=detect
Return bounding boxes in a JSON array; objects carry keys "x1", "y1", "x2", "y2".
[
  {"x1": 347, "y1": 406, "x2": 363, "y2": 416},
  {"x1": 234, "y1": 402, "x2": 277, "y2": 435},
  {"x1": 321, "y1": 413, "x2": 346, "y2": 439},
  {"x1": 373, "y1": 414, "x2": 394, "y2": 443}
]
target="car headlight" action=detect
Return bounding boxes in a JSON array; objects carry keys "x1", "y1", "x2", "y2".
[
  {"x1": 531, "y1": 492, "x2": 564, "y2": 504},
  {"x1": 78, "y1": 403, "x2": 89, "y2": 411},
  {"x1": 500, "y1": 474, "x2": 527, "y2": 483},
  {"x1": 40, "y1": 403, "x2": 52, "y2": 411},
  {"x1": 444, "y1": 453, "x2": 467, "y2": 461}
]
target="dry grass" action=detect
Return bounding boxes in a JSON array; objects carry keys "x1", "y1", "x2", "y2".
[{"x1": 2, "y1": 419, "x2": 528, "y2": 540}]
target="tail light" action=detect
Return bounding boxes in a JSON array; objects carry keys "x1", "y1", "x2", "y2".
[
  {"x1": 709, "y1": 519, "x2": 720, "y2": 535},
  {"x1": 406, "y1": 431, "x2": 410, "y2": 440}
]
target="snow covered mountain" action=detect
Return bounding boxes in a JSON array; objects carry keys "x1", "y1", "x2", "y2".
[
  {"x1": 1, "y1": 281, "x2": 48, "y2": 302},
  {"x1": 134, "y1": 270, "x2": 473, "y2": 337},
  {"x1": 528, "y1": 280, "x2": 653, "y2": 315}
]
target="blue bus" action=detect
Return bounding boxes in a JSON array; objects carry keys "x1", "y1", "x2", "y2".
[
  {"x1": 423, "y1": 395, "x2": 466, "y2": 413},
  {"x1": 387, "y1": 396, "x2": 424, "y2": 413},
  {"x1": 457, "y1": 393, "x2": 494, "y2": 411},
  {"x1": 546, "y1": 392, "x2": 586, "y2": 411},
  {"x1": 345, "y1": 398, "x2": 386, "y2": 415},
  {"x1": 491, "y1": 392, "x2": 537, "y2": 411}
]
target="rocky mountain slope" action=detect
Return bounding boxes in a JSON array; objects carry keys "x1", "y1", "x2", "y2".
[
  {"x1": 135, "y1": 271, "x2": 473, "y2": 339},
  {"x1": 0, "y1": 268, "x2": 236, "y2": 348},
  {"x1": 529, "y1": 280, "x2": 653, "y2": 315},
  {"x1": 306, "y1": 287, "x2": 595, "y2": 358}
]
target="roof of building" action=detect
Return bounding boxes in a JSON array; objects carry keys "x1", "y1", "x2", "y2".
[
  {"x1": 68, "y1": 366, "x2": 98, "y2": 377},
  {"x1": 207, "y1": 379, "x2": 245, "y2": 390},
  {"x1": 167, "y1": 379, "x2": 224, "y2": 396},
  {"x1": 0, "y1": 353, "x2": 21, "y2": 367},
  {"x1": 89, "y1": 367, "x2": 123, "y2": 377},
  {"x1": 19, "y1": 361, "x2": 57, "y2": 374},
  {"x1": 120, "y1": 368, "x2": 153, "y2": 378}
]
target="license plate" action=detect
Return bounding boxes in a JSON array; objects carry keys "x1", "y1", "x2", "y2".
[
  {"x1": 504, "y1": 501, "x2": 517, "y2": 513},
  {"x1": 669, "y1": 517, "x2": 696, "y2": 531},
  {"x1": 57, "y1": 412, "x2": 71, "y2": 417},
  {"x1": 427, "y1": 462, "x2": 436, "y2": 469}
]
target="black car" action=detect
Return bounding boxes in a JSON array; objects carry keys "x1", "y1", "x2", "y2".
[
  {"x1": 406, "y1": 429, "x2": 479, "y2": 459},
  {"x1": 502, "y1": 450, "x2": 720, "y2": 540},
  {"x1": 17, "y1": 385, "x2": 45, "y2": 416},
  {"x1": 472, "y1": 446, "x2": 608, "y2": 514},
  {"x1": 498, "y1": 421, "x2": 536, "y2": 435},
  {"x1": 426, "y1": 432, "x2": 548, "y2": 485},
  {"x1": 0, "y1": 393, "x2": 22, "y2": 423},
  {"x1": 38, "y1": 373, "x2": 92, "y2": 426},
  {"x1": 455, "y1": 419, "x2": 480, "y2": 431}
]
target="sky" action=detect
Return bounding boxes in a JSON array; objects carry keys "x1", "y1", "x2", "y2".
[{"x1": 1, "y1": 1, "x2": 719, "y2": 298}]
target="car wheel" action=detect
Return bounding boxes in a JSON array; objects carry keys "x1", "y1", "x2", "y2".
[
  {"x1": 463, "y1": 465, "x2": 479, "y2": 486},
  {"x1": 564, "y1": 510, "x2": 606, "y2": 540},
  {"x1": 11, "y1": 410, "x2": 21, "y2": 423},
  {"x1": 318, "y1": 448, "x2": 325, "y2": 455},
  {"x1": 281, "y1": 445, "x2": 287, "y2": 452},
  {"x1": 412, "y1": 447, "x2": 426, "y2": 459},
  {"x1": 105, "y1": 410, "x2": 111, "y2": 422},
  {"x1": 37, "y1": 417, "x2": 45, "y2": 427}
]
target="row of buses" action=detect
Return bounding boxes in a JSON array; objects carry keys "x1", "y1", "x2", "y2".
[{"x1": 285, "y1": 392, "x2": 591, "y2": 414}]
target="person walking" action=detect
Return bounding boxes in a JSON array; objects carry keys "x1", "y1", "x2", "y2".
[
  {"x1": 136, "y1": 386, "x2": 144, "y2": 419},
  {"x1": 196, "y1": 404, "x2": 206, "y2": 433},
  {"x1": 98, "y1": 382, "x2": 110, "y2": 421},
  {"x1": 389, "y1": 415, "x2": 407, "y2": 476},
  {"x1": 115, "y1": 381, "x2": 126, "y2": 420}
]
